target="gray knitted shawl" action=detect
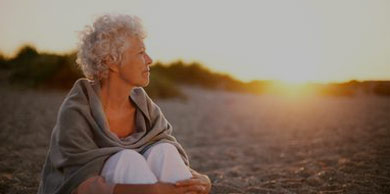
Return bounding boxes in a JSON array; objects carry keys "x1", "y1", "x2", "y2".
[{"x1": 37, "y1": 78, "x2": 189, "y2": 194}]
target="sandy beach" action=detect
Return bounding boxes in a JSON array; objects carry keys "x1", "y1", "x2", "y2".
[{"x1": 0, "y1": 84, "x2": 389, "y2": 193}]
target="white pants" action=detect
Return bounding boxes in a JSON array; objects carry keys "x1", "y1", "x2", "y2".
[{"x1": 100, "y1": 143, "x2": 192, "y2": 184}]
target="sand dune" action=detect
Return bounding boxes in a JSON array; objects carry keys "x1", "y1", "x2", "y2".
[{"x1": 0, "y1": 84, "x2": 389, "y2": 193}]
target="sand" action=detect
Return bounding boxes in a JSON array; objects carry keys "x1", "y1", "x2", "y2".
[{"x1": 0, "y1": 84, "x2": 389, "y2": 194}]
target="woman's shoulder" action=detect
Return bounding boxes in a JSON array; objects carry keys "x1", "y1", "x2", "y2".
[
  {"x1": 59, "y1": 78, "x2": 96, "y2": 113},
  {"x1": 69, "y1": 78, "x2": 98, "y2": 97},
  {"x1": 71, "y1": 78, "x2": 97, "y2": 93}
]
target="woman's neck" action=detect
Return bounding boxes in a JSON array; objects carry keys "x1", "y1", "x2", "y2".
[{"x1": 99, "y1": 74, "x2": 135, "y2": 111}]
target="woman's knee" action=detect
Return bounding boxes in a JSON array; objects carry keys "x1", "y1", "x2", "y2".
[
  {"x1": 101, "y1": 149, "x2": 157, "y2": 184},
  {"x1": 147, "y1": 143, "x2": 178, "y2": 156},
  {"x1": 106, "y1": 149, "x2": 145, "y2": 164},
  {"x1": 102, "y1": 149, "x2": 147, "y2": 174},
  {"x1": 144, "y1": 143, "x2": 192, "y2": 183},
  {"x1": 144, "y1": 143, "x2": 184, "y2": 165},
  {"x1": 115, "y1": 149, "x2": 145, "y2": 162}
]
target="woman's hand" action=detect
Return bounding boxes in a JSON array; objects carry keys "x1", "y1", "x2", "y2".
[
  {"x1": 155, "y1": 182, "x2": 204, "y2": 194},
  {"x1": 174, "y1": 169, "x2": 211, "y2": 194}
]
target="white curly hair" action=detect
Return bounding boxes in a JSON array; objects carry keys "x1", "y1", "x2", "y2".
[{"x1": 76, "y1": 14, "x2": 147, "y2": 81}]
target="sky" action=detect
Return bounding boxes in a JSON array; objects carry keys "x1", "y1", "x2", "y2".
[{"x1": 0, "y1": 0, "x2": 389, "y2": 83}]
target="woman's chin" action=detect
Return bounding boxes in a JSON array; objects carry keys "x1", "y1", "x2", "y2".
[
  {"x1": 142, "y1": 83, "x2": 149, "y2": 88},
  {"x1": 140, "y1": 79, "x2": 149, "y2": 87}
]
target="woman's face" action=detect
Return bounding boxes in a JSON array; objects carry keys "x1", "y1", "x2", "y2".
[{"x1": 117, "y1": 36, "x2": 153, "y2": 87}]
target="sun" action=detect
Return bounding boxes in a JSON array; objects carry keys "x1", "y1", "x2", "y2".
[
  {"x1": 273, "y1": 66, "x2": 321, "y2": 84},
  {"x1": 277, "y1": 76, "x2": 313, "y2": 85},
  {"x1": 262, "y1": 80, "x2": 319, "y2": 99}
]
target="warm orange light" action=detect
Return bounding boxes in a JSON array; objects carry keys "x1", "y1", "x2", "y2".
[{"x1": 264, "y1": 81, "x2": 317, "y2": 98}]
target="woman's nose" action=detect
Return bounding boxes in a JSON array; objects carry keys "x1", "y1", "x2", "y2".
[{"x1": 145, "y1": 53, "x2": 153, "y2": 65}]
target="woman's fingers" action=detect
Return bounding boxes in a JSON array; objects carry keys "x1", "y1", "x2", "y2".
[
  {"x1": 175, "y1": 178, "x2": 205, "y2": 187},
  {"x1": 180, "y1": 185, "x2": 206, "y2": 194}
]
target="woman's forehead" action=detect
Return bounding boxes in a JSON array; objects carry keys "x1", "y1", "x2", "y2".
[{"x1": 127, "y1": 36, "x2": 145, "y2": 50}]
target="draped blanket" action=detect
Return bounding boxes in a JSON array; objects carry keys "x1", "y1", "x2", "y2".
[{"x1": 38, "y1": 78, "x2": 189, "y2": 194}]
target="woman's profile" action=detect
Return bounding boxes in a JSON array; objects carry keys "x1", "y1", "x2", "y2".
[{"x1": 37, "y1": 14, "x2": 211, "y2": 194}]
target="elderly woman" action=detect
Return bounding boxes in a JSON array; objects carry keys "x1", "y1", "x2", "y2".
[{"x1": 38, "y1": 14, "x2": 211, "y2": 194}]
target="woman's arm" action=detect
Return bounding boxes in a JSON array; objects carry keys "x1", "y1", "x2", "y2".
[
  {"x1": 72, "y1": 176, "x2": 114, "y2": 194},
  {"x1": 73, "y1": 176, "x2": 205, "y2": 194},
  {"x1": 112, "y1": 183, "x2": 159, "y2": 194},
  {"x1": 114, "y1": 182, "x2": 201, "y2": 194}
]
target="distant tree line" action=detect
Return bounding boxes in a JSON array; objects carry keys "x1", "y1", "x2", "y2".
[
  {"x1": 0, "y1": 45, "x2": 389, "y2": 98},
  {"x1": 0, "y1": 45, "x2": 82, "y2": 89},
  {"x1": 0, "y1": 45, "x2": 270, "y2": 99}
]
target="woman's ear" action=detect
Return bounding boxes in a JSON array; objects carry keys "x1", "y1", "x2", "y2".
[{"x1": 104, "y1": 56, "x2": 119, "y2": 73}]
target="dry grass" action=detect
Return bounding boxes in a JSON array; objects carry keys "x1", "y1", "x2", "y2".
[{"x1": 0, "y1": 84, "x2": 389, "y2": 194}]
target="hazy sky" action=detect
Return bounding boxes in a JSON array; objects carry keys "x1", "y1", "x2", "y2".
[{"x1": 1, "y1": 0, "x2": 389, "y2": 83}]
